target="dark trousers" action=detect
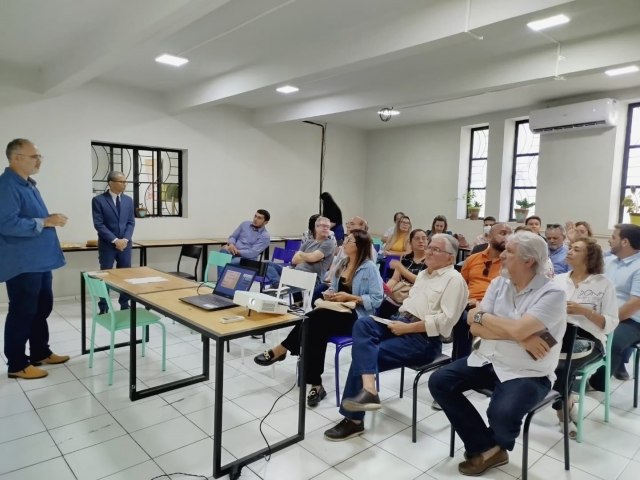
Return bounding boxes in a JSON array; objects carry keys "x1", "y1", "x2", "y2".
[
  {"x1": 590, "y1": 320, "x2": 640, "y2": 391},
  {"x1": 339, "y1": 315, "x2": 442, "y2": 421},
  {"x1": 429, "y1": 359, "x2": 550, "y2": 455},
  {"x1": 98, "y1": 242, "x2": 132, "y2": 311},
  {"x1": 281, "y1": 308, "x2": 356, "y2": 385},
  {"x1": 4, "y1": 271, "x2": 54, "y2": 372}
]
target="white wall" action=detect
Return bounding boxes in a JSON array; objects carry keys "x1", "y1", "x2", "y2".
[
  {"x1": 364, "y1": 89, "x2": 640, "y2": 244},
  {"x1": 0, "y1": 81, "x2": 367, "y2": 300}
]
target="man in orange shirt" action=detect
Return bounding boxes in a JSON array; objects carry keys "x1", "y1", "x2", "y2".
[{"x1": 453, "y1": 223, "x2": 512, "y2": 359}]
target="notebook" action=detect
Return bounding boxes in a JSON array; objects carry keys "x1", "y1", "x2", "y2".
[{"x1": 179, "y1": 264, "x2": 256, "y2": 311}]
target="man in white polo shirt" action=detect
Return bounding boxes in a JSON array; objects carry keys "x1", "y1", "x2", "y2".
[{"x1": 429, "y1": 231, "x2": 566, "y2": 476}]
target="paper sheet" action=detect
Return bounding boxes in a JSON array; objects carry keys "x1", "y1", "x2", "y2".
[{"x1": 125, "y1": 276, "x2": 169, "y2": 284}]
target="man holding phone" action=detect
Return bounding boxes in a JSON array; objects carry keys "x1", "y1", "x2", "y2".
[{"x1": 429, "y1": 231, "x2": 566, "y2": 476}]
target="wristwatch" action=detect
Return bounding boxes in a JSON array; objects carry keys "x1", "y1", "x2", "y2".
[{"x1": 473, "y1": 311, "x2": 486, "y2": 325}]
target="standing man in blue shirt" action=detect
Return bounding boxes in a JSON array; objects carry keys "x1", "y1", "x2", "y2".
[
  {"x1": 92, "y1": 171, "x2": 135, "y2": 312},
  {"x1": 221, "y1": 209, "x2": 271, "y2": 261},
  {"x1": 590, "y1": 223, "x2": 640, "y2": 389},
  {"x1": 0, "y1": 138, "x2": 69, "y2": 380},
  {"x1": 546, "y1": 223, "x2": 569, "y2": 274}
]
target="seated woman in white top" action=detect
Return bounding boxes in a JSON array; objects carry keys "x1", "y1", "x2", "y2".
[
  {"x1": 381, "y1": 211, "x2": 406, "y2": 244},
  {"x1": 552, "y1": 237, "x2": 618, "y2": 434}
]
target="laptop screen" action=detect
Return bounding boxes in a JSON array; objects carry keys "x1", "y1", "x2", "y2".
[{"x1": 213, "y1": 264, "x2": 256, "y2": 298}]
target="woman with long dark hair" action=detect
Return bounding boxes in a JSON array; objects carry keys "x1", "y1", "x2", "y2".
[
  {"x1": 254, "y1": 229, "x2": 383, "y2": 407},
  {"x1": 320, "y1": 192, "x2": 344, "y2": 244}
]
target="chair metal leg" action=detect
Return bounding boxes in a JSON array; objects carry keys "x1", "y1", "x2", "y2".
[
  {"x1": 411, "y1": 370, "x2": 425, "y2": 443},
  {"x1": 89, "y1": 320, "x2": 97, "y2": 368},
  {"x1": 159, "y1": 322, "x2": 167, "y2": 372},
  {"x1": 634, "y1": 347, "x2": 639, "y2": 408},
  {"x1": 141, "y1": 326, "x2": 146, "y2": 357},
  {"x1": 399, "y1": 366, "x2": 405, "y2": 398},
  {"x1": 108, "y1": 330, "x2": 116, "y2": 386},
  {"x1": 449, "y1": 426, "x2": 455, "y2": 457},
  {"x1": 334, "y1": 345, "x2": 342, "y2": 407}
]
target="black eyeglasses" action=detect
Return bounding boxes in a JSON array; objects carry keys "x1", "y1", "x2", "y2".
[
  {"x1": 482, "y1": 260, "x2": 493, "y2": 277},
  {"x1": 546, "y1": 223, "x2": 562, "y2": 229}
]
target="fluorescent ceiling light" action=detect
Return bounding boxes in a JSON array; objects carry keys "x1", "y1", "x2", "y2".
[
  {"x1": 276, "y1": 85, "x2": 299, "y2": 94},
  {"x1": 527, "y1": 14, "x2": 570, "y2": 31},
  {"x1": 155, "y1": 54, "x2": 189, "y2": 67},
  {"x1": 605, "y1": 65, "x2": 639, "y2": 77}
]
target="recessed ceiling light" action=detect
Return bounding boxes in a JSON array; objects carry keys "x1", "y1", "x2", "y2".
[
  {"x1": 276, "y1": 85, "x2": 299, "y2": 94},
  {"x1": 605, "y1": 65, "x2": 639, "y2": 77},
  {"x1": 527, "y1": 14, "x2": 570, "y2": 31},
  {"x1": 377, "y1": 108, "x2": 400, "y2": 116},
  {"x1": 155, "y1": 54, "x2": 189, "y2": 67}
]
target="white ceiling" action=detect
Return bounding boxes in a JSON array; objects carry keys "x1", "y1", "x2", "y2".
[{"x1": 1, "y1": 0, "x2": 639, "y2": 129}]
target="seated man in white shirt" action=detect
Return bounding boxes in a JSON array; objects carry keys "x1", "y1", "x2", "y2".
[
  {"x1": 323, "y1": 234, "x2": 468, "y2": 441},
  {"x1": 428, "y1": 231, "x2": 566, "y2": 476}
]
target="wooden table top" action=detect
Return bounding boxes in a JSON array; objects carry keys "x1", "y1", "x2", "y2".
[
  {"x1": 133, "y1": 238, "x2": 227, "y2": 247},
  {"x1": 139, "y1": 287, "x2": 299, "y2": 338},
  {"x1": 93, "y1": 267, "x2": 197, "y2": 295}
]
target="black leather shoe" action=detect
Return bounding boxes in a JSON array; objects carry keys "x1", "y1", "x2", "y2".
[
  {"x1": 614, "y1": 367, "x2": 630, "y2": 381},
  {"x1": 324, "y1": 418, "x2": 364, "y2": 441},
  {"x1": 341, "y1": 388, "x2": 381, "y2": 412},
  {"x1": 253, "y1": 349, "x2": 286, "y2": 366},
  {"x1": 307, "y1": 385, "x2": 327, "y2": 407}
]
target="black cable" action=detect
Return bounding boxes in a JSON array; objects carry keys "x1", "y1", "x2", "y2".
[{"x1": 257, "y1": 308, "x2": 307, "y2": 462}]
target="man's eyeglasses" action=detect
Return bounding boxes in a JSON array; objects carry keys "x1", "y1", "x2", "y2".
[
  {"x1": 426, "y1": 245, "x2": 452, "y2": 255},
  {"x1": 546, "y1": 224, "x2": 562, "y2": 229},
  {"x1": 110, "y1": 180, "x2": 128, "y2": 184},
  {"x1": 17, "y1": 153, "x2": 43, "y2": 161},
  {"x1": 482, "y1": 260, "x2": 493, "y2": 277}
]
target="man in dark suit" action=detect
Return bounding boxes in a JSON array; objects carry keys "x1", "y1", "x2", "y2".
[{"x1": 92, "y1": 171, "x2": 135, "y2": 311}]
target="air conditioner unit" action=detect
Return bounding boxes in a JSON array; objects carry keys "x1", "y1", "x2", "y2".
[{"x1": 529, "y1": 98, "x2": 617, "y2": 134}]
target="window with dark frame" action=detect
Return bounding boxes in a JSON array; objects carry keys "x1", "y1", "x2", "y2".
[
  {"x1": 619, "y1": 102, "x2": 640, "y2": 223},
  {"x1": 91, "y1": 142, "x2": 183, "y2": 217},
  {"x1": 467, "y1": 126, "x2": 489, "y2": 218},
  {"x1": 510, "y1": 120, "x2": 540, "y2": 220}
]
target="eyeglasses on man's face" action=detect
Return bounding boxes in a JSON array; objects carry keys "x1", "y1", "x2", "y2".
[
  {"x1": 110, "y1": 180, "x2": 127, "y2": 184},
  {"x1": 426, "y1": 245, "x2": 451, "y2": 255},
  {"x1": 17, "y1": 153, "x2": 43, "y2": 161}
]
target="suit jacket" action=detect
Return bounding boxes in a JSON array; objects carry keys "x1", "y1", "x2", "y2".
[{"x1": 92, "y1": 191, "x2": 135, "y2": 246}]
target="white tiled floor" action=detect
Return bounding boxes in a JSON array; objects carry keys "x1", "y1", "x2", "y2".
[{"x1": 1, "y1": 298, "x2": 640, "y2": 479}]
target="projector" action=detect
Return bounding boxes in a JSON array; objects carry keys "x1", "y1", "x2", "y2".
[{"x1": 233, "y1": 291, "x2": 289, "y2": 314}]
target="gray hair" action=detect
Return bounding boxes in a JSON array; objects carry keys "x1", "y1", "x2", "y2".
[
  {"x1": 509, "y1": 231, "x2": 549, "y2": 275},
  {"x1": 431, "y1": 233, "x2": 459, "y2": 257},
  {"x1": 315, "y1": 215, "x2": 331, "y2": 226},
  {"x1": 5, "y1": 138, "x2": 32, "y2": 160},
  {"x1": 107, "y1": 171, "x2": 125, "y2": 182}
]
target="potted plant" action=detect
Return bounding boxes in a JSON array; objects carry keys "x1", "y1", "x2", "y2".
[
  {"x1": 464, "y1": 190, "x2": 482, "y2": 220},
  {"x1": 514, "y1": 198, "x2": 535, "y2": 223},
  {"x1": 136, "y1": 203, "x2": 149, "y2": 218},
  {"x1": 623, "y1": 187, "x2": 640, "y2": 225}
]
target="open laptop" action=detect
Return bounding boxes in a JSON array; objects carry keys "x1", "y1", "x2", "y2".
[{"x1": 180, "y1": 264, "x2": 256, "y2": 311}]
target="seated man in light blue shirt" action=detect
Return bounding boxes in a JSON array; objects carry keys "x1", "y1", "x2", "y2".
[
  {"x1": 546, "y1": 223, "x2": 569, "y2": 274},
  {"x1": 590, "y1": 223, "x2": 640, "y2": 388},
  {"x1": 221, "y1": 209, "x2": 270, "y2": 261}
]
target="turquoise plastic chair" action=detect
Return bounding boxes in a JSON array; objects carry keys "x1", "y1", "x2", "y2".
[
  {"x1": 83, "y1": 272, "x2": 166, "y2": 385},
  {"x1": 203, "y1": 251, "x2": 233, "y2": 287},
  {"x1": 574, "y1": 332, "x2": 613, "y2": 442}
]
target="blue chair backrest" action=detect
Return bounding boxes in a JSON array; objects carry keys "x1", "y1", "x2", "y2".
[
  {"x1": 272, "y1": 246, "x2": 296, "y2": 264},
  {"x1": 284, "y1": 239, "x2": 302, "y2": 251}
]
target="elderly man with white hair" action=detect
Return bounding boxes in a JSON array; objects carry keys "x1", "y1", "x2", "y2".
[{"x1": 429, "y1": 231, "x2": 566, "y2": 476}]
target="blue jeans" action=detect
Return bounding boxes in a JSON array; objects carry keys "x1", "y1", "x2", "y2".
[
  {"x1": 428, "y1": 359, "x2": 551, "y2": 455},
  {"x1": 339, "y1": 314, "x2": 442, "y2": 421},
  {"x1": 4, "y1": 271, "x2": 54, "y2": 372},
  {"x1": 590, "y1": 320, "x2": 640, "y2": 390}
]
